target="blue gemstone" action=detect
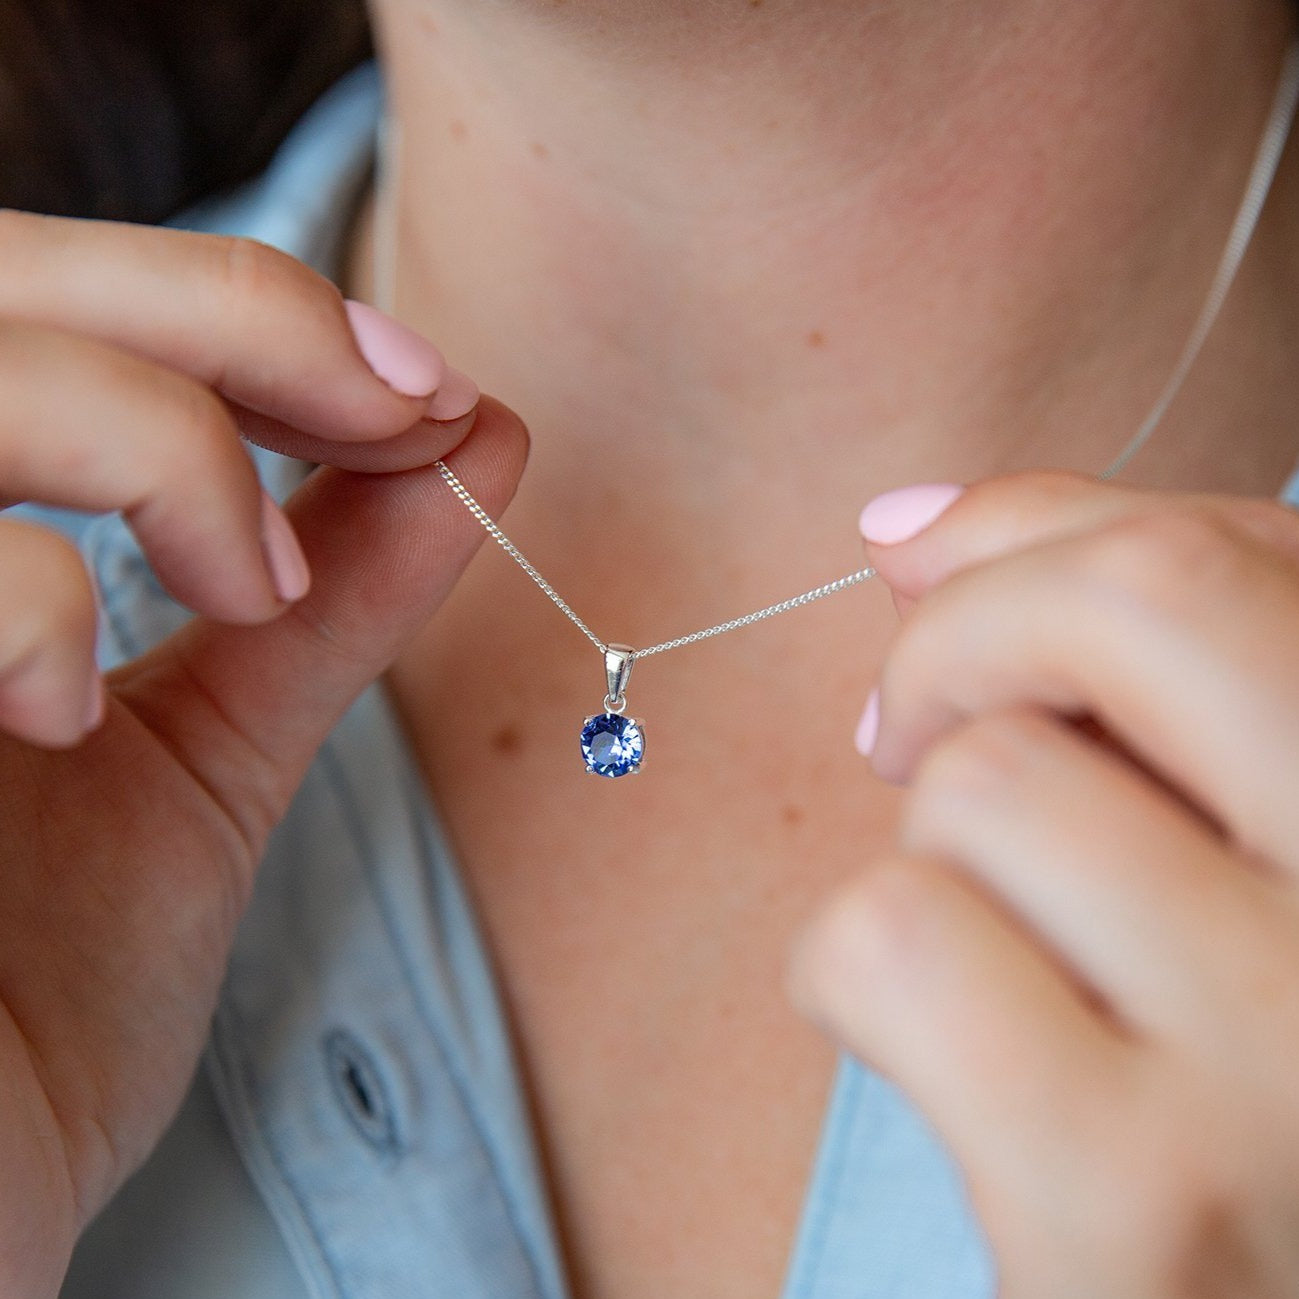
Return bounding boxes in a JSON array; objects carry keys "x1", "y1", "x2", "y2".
[{"x1": 580, "y1": 712, "x2": 645, "y2": 777}]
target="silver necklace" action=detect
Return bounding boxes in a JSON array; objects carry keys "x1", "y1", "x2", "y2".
[{"x1": 373, "y1": 39, "x2": 1299, "y2": 777}]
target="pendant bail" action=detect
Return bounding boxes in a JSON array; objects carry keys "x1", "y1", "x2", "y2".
[{"x1": 603, "y1": 643, "x2": 636, "y2": 713}]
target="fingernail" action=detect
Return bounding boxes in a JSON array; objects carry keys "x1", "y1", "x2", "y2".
[
  {"x1": 344, "y1": 299, "x2": 446, "y2": 398},
  {"x1": 259, "y1": 491, "x2": 311, "y2": 603},
  {"x1": 426, "y1": 366, "x2": 480, "y2": 421},
  {"x1": 83, "y1": 673, "x2": 105, "y2": 732},
  {"x1": 854, "y1": 688, "x2": 880, "y2": 757},
  {"x1": 859, "y1": 483, "x2": 964, "y2": 545}
]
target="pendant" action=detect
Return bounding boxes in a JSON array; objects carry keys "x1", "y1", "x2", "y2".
[{"x1": 580, "y1": 644, "x2": 645, "y2": 777}]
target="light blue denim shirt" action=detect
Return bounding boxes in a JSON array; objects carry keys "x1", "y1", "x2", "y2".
[{"x1": 50, "y1": 62, "x2": 1299, "y2": 1299}]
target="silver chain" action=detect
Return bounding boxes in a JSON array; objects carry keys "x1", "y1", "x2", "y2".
[
  {"x1": 386, "y1": 38, "x2": 1299, "y2": 668},
  {"x1": 436, "y1": 457, "x2": 877, "y2": 657},
  {"x1": 433, "y1": 460, "x2": 608, "y2": 654}
]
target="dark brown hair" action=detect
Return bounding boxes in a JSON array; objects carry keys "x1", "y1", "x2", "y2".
[{"x1": 0, "y1": 0, "x2": 371, "y2": 223}]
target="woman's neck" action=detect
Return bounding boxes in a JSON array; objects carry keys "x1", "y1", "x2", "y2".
[{"x1": 350, "y1": 0, "x2": 1299, "y2": 602}]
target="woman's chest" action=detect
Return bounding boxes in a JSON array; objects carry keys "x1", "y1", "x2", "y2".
[
  {"x1": 459, "y1": 818, "x2": 845, "y2": 1299},
  {"x1": 450, "y1": 810, "x2": 851, "y2": 1299},
  {"x1": 394, "y1": 684, "x2": 901, "y2": 1299}
]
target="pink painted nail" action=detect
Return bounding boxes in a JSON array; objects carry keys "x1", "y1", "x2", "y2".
[
  {"x1": 855, "y1": 688, "x2": 881, "y2": 757},
  {"x1": 859, "y1": 483, "x2": 965, "y2": 545},
  {"x1": 344, "y1": 299, "x2": 446, "y2": 398},
  {"x1": 426, "y1": 366, "x2": 480, "y2": 421},
  {"x1": 259, "y1": 491, "x2": 311, "y2": 603}
]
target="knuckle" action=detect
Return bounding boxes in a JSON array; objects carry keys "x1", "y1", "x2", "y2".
[
  {"x1": 1076, "y1": 507, "x2": 1245, "y2": 616},
  {"x1": 1220, "y1": 494, "x2": 1299, "y2": 563},
  {"x1": 816, "y1": 857, "x2": 945, "y2": 979},
  {"x1": 16, "y1": 523, "x2": 91, "y2": 594},
  {"x1": 0, "y1": 523, "x2": 96, "y2": 649},
  {"x1": 908, "y1": 708, "x2": 1050, "y2": 818},
  {"x1": 162, "y1": 651, "x2": 292, "y2": 864},
  {"x1": 117, "y1": 376, "x2": 256, "y2": 542},
  {"x1": 208, "y1": 234, "x2": 331, "y2": 316},
  {"x1": 792, "y1": 891, "x2": 868, "y2": 1013},
  {"x1": 966, "y1": 467, "x2": 1097, "y2": 516},
  {"x1": 151, "y1": 375, "x2": 244, "y2": 484}
]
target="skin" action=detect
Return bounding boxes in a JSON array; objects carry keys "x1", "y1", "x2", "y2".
[
  {"x1": 364, "y1": 1, "x2": 1299, "y2": 1296},
  {"x1": 0, "y1": 210, "x2": 528, "y2": 1295},
  {"x1": 790, "y1": 472, "x2": 1299, "y2": 1298},
  {"x1": 1, "y1": 2, "x2": 1299, "y2": 1298}
]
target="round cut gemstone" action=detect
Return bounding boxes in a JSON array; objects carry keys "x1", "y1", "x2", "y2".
[{"x1": 580, "y1": 712, "x2": 645, "y2": 777}]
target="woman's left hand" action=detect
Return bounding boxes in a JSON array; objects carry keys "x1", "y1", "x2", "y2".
[{"x1": 789, "y1": 469, "x2": 1299, "y2": 1299}]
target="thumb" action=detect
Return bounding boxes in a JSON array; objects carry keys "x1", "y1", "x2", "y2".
[{"x1": 112, "y1": 395, "x2": 527, "y2": 858}]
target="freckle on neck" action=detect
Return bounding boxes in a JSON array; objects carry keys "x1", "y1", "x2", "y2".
[{"x1": 492, "y1": 725, "x2": 524, "y2": 756}]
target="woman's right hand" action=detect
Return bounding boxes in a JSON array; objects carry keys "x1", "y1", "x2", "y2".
[{"x1": 0, "y1": 208, "x2": 528, "y2": 1297}]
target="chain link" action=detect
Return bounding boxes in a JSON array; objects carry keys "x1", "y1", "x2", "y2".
[
  {"x1": 437, "y1": 461, "x2": 874, "y2": 658},
  {"x1": 435, "y1": 462, "x2": 606, "y2": 654},
  {"x1": 634, "y1": 569, "x2": 876, "y2": 658}
]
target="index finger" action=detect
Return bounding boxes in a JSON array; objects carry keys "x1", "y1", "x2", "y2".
[
  {"x1": 868, "y1": 504, "x2": 1299, "y2": 874},
  {"x1": 0, "y1": 209, "x2": 468, "y2": 451},
  {"x1": 861, "y1": 470, "x2": 1299, "y2": 598}
]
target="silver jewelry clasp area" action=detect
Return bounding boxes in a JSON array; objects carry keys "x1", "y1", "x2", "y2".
[{"x1": 603, "y1": 644, "x2": 636, "y2": 714}]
